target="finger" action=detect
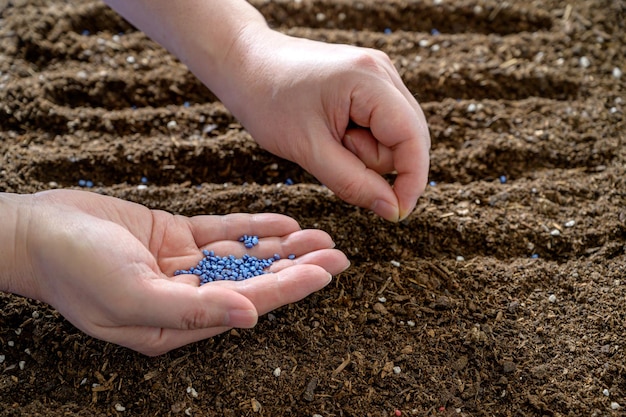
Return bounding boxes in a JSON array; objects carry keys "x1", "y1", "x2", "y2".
[
  {"x1": 200, "y1": 229, "x2": 336, "y2": 259},
  {"x1": 342, "y1": 128, "x2": 395, "y2": 174},
  {"x1": 306, "y1": 136, "x2": 401, "y2": 221},
  {"x1": 267, "y1": 248, "x2": 350, "y2": 276},
  {"x1": 350, "y1": 80, "x2": 430, "y2": 220},
  {"x1": 188, "y1": 212, "x2": 301, "y2": 247},
  {"x1": 211, "y1": 263, "x2": 333, "y2": 315}
]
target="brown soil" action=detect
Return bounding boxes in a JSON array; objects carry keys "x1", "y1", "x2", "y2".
[{"x1": 1, "y1": 0, "x2": 625, "y2": 416}]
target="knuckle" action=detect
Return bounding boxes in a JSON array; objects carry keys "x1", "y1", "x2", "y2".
[
  {"x1": 333, "y1": 179, "x2": 368, "y2": 205},
  {"x1": 180, "y1": 308, "x2": 215, "y2": 330}
]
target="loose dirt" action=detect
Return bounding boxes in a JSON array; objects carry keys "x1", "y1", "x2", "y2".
[{"x1": 1, "y1": 0, "x2": 625, "y2": 416}]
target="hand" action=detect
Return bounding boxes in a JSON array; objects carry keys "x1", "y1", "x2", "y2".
[
  {"x1": 20, "y1": 190, "x2": 349, "y2": 356},
  {"x1": 218, "y1": 28, "x2": 431, "y2": 222}
]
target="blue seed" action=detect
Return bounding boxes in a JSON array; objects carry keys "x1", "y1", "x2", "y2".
[
  {"x1": 500, "y1": 175, "x2": 507, "y2": 184},
  {"x1": 288, "y1": 254, "x2": 296, "y2": 260},
  {"x1": 85, "y1": 180, "x2": 94, "y2": 188},
  {"x1": 431, "y1": 28, "x2": 441, "y2": 36},
  {"x1": 285, "y1": 178, "x2": 294, "y2": 185},
  {"x1": 383, "y1": 28, "x2": 392, "y2": 35}
]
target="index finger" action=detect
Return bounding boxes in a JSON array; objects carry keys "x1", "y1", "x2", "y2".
[
  {"x1": 350, "y1": 80, "x2": 431, "y2": 220},
  {"x1": 188, "y1": 212, "x2": 302, "y2": 247}
]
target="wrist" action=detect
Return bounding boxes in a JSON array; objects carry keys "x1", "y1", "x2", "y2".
[
  {"x1": 103, "y1": 0, "x2": 270, "y2": 107},
  {"x1": 0, "y1": 193, "x2": 37, "y2": 299}
]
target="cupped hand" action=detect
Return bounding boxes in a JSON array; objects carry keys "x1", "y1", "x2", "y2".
[
  {"x1": 218, "y1": 28, "x2": 431, "y2": 222},
  {"x1": 23, "y1": 190, "x2": 349, "y2": 356}
]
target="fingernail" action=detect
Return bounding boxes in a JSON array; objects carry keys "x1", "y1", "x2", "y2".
[
  {"x1": 398, "y1": 207, "x2": 413, "y2": 222},
  {"x1": 227, "y1": 309, "x2": 258, "y2": 328},
  {"x1": 371, "y1": 199, "x2": 399, "y2": 222},
  {"x1": 325, "y1": 272, "x2": 333, "y2": 285}
]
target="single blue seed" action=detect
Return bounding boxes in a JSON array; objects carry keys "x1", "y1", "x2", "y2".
[
  {"x1": 183, "y1": 101, "x2": 190, "y2": 108},
  {"x1": 288, "y1": 254, "x2": 296, "y2": 260},
  {"x1": 86, "y1": 180, "x2": 94, "y2": 188},
  {"x1": 285, "y1": 178, "x2": 294, "y2": 185},
  {"x1": 81, "y1": 30, "x2": 90, "y2": 36},
  {"x1": 500, "y1": 175, "x2": 507, "y2": 184},
  {"x1": 431, "y1": 28, "x2": 441, "y2": 36},
  {"x1": 141, "y1": 176, "x2": 148, "y2": 184},
  {"x1": 78, "y1": 179, "x2": 86, "y2": 187},
  {"x1": 383, "y1": 28, "x2": 392, "y2": 35},
  {"x1": 252, "y1": 236, "x2": 259, "y2": 245},
  {"x1": 429, "y1": 181, "x2": 437, "y2": 187},
  {"x1": 531, "y1": 254, "x2": 539, "y2": 259},
  {"x1": 273, "y1": 254, "x2": 281, "y2": 260}
]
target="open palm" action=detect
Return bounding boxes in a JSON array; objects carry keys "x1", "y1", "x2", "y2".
[{"x1": 25, "y1": 190, "x2": 348, "y2": 355}]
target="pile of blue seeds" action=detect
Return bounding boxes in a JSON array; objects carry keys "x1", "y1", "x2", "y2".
[{"x1": 174, "y1": 235, "x2": 294, "y2": 285}]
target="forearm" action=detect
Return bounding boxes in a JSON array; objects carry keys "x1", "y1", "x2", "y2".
[
  {"x1": 0, "y1": 193, "x2": 35, "y2": 299},
  {"x1": 102, "y1": 0, "x2": 269, "y2": 102}
]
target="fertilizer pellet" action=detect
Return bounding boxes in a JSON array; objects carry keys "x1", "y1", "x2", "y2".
[
  {"x1": 175, "y1": 235, "x2": 299, "y2": 284},
  {"x1": 175, "y1": 250, "x2": 277, "y2": 284},
  {"x1": 239, "y1": 234, "x2": 260, "y2": 249}
]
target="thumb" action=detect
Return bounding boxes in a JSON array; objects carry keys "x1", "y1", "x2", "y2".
[{"x1": 122, "y1": 279, "x2": 259, "y2": 330}]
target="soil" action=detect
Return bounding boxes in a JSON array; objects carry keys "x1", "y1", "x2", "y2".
[{"x1": 1, "y1": 0, "x2": 625, "y2": 416}]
